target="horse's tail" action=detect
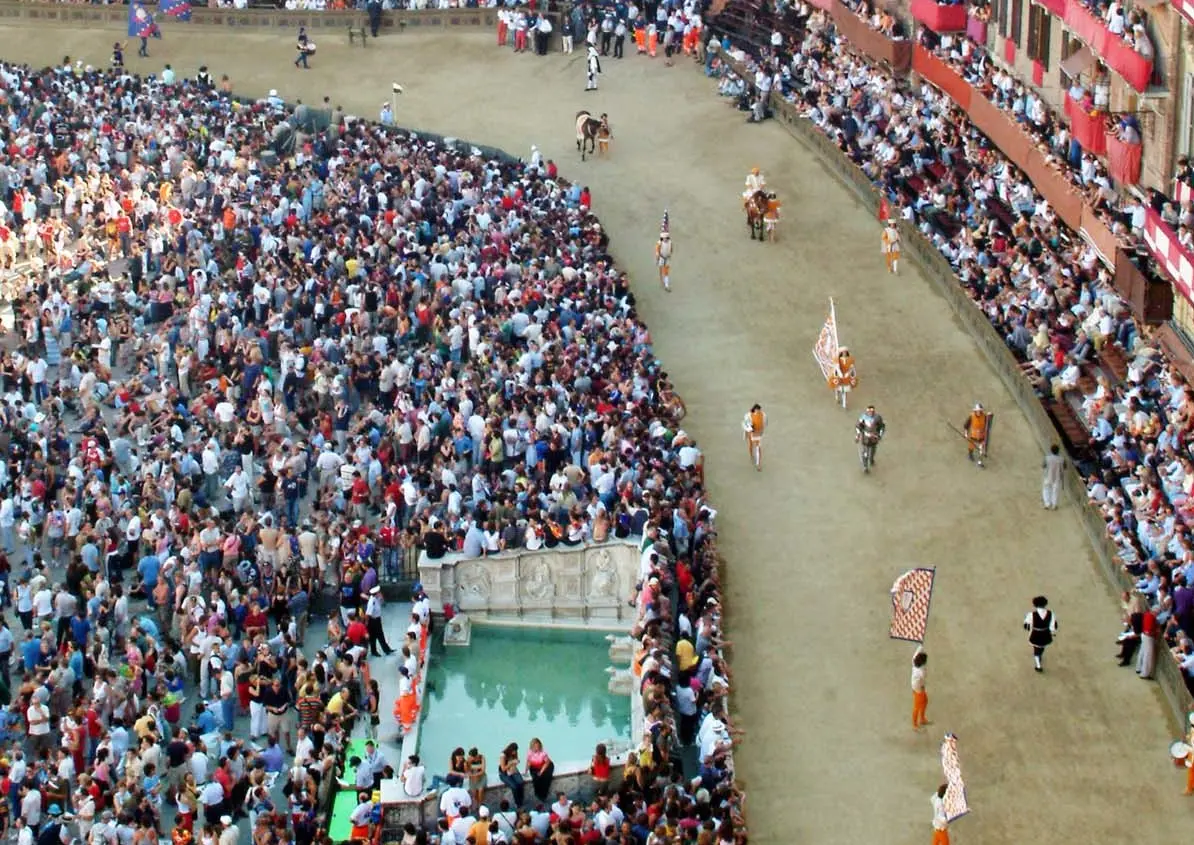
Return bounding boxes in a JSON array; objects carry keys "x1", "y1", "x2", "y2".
[{"x1": 576, "y1": 110, "x2": 591, "y2": 121}]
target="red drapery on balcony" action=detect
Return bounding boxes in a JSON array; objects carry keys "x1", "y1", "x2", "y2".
[
  {"x1": 910, "y1": 0, "x2": 968, "y2": 31},
  {"x1": 1066, "y1": 94, "x2": 1108, "y2": 155},
  {"x1": 1143, "y1": 209, "x2": 1194, "y2": 307},
  {"x1": 1062, "y1": 0, "x2": 1152, "y2": 92},
  {"x1": 965, "y1": 13, "x2": 987, "y2": 42},
  {"x1": 1106, "y1": 135, "x2": 1142, "y2": 185}
]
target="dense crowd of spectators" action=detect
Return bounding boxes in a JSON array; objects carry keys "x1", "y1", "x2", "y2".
[
  {"x1": 0, "y1": 44, "x2": 744, "y2": 843},
  {"x1": 710, "y1": 1, "x2": 1194, "y2": 696}
]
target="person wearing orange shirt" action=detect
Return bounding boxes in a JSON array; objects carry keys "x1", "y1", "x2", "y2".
[
  {"x1": 962, "y1": 403, "x2": 990, "y2": 467},
  {"x1": 742, "y1": 404, "x2": 766, "y2": 471},
  {"x1": 763, "y1": 192, "x2": 781, "y2": 241},
  {"x1": 829, "y1": 347, "x2": 858, "y2": 408}
]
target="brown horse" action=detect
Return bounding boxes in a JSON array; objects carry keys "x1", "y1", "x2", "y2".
[
  {"x1": 745, "y1": 190, "x2": 768, "y2": 241},
  {"x1": 576, "y1": 110, "x2": 609, "y2": 161}
]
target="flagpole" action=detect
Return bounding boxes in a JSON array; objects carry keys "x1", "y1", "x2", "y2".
[{"x1": 829, "y1": 297, "x2": 839, "y2": 350}]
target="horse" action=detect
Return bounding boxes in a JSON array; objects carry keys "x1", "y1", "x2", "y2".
[
  {"x1": 745, "y1": 190, "x2": 768, "y2": 241},
  {"x1": 576, "y1": 110, "x2": 609, "y2": 161}
]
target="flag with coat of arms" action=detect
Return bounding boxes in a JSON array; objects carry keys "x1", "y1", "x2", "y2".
[{"x1": 127, "y1": 2, "x2": 160, "y2": 38}]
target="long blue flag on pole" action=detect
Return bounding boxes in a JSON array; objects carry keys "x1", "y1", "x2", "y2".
[{"x1": 160, "y1": 0, "x2": 193, "y2": 21}]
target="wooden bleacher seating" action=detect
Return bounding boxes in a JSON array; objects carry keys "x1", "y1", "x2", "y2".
[
  {"x1": 1100, "y1": 343, "x2": 1129, "y2": 382},
  {"x1": 1044, "y1": 397, "x2": 1093, "y2": 463}
]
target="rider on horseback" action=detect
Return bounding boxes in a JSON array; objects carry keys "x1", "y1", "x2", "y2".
[{"x1": 742, "y1": 167, "x2": 766, "y2": 205}]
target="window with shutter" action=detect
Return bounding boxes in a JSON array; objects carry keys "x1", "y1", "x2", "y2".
[
  {"x1": 1011, "y1": 0, "x2": 1024, "y2": 47},
  {"x1": 1027, "y1": 5, "x2": 1051, "y2": 66}
]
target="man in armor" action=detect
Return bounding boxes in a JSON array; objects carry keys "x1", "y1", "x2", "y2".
[{"x1": 855, "y1": 405, "x2": 886, "y2": 467}]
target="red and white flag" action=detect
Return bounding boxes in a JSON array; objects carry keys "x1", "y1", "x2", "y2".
[
  {"x1": 889, "y1": 568, "x2": 935, "y2": 643},
  {"x1": 940, "y1": 733, "x2": 970, "y2": 822},
  {"x1": 812, "y1": 298, "x2": 839, "y2": 384}
]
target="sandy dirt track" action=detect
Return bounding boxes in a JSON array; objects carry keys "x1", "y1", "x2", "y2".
[{"x1": 0, "y1": 26, "x2": 1188, "y2": 842}]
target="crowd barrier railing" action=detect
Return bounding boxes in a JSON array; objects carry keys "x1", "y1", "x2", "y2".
[
  {"x1": 716, "y1": 50, "x2": 1191, "y2": 732},
  {"x1": 0, "y1": 1, "x2": 498, "y2": 31}
]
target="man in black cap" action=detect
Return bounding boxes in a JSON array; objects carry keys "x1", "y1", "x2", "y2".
[{"x1": 1024, "y1": 596, "x2": 1057, "y2": 672}]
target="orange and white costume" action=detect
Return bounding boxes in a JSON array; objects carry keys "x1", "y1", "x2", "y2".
[
  {"x1": 881, "y1": 222, "x2": 901, "y2": 273},
  {"x1": 829, "y1": 348, "x2": 857, "y2": 391},
  {"x1": 743, "y1": 407, "x2": 765, "y2": 448},
  {"x1": 963, "y1": 404, "x2": 990, "y2": 465},
  {"x1": 1184, "y1": 722, "x2": 1194, "y2": 794},
  {"x1": 655, "y1": 232, "x2": 673, "y2": 291},
  {"x1": 744, "y1": 405, "x2": 766, "y2": 470},
  {"x1": 763, "y1": 194, "x2": 781, "y2": 240}
]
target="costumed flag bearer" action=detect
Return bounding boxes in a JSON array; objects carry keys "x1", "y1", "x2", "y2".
[
  {"x1": 1024, "y1": 595, "x2": 1058, "y2": 672},
  {"x1": 655, "y1": 210, "x2": 673, "y2": 293},
  {"x1": 586, "y1": 44, "x2": 602, "y2": 91}
]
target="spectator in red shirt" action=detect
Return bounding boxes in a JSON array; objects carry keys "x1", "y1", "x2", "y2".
[
  {"x1": 351, "y1": 472, "x2": 370, "y2": 521},
  {"x1": 346, "y1": 612, "x2": 369, "y2": 646}
]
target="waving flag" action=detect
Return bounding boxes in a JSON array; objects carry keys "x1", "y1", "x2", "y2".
[
  {"x1": 940, "y1": 733, "x2": 970, "y2": 822},
  {"x1": 160, "y1": 0, "x2": 193, "y2": 21},
  {"x1": 889, "y1": 568, "x2": 935, "y2": 643},
  {"x1": 812, "y1": 298, "x2": 839, "y2": 383},
  {"x1": 127, "y1": 2, "x2": 159, "y2": 37}
]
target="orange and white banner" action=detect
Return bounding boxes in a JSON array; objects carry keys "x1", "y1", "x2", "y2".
[
  {"x1": 940, "y1": 733, "x2": 970, "y2": 822},
  {"x1": 889, "y1": 568, "x2": 935, "y2": 643},
  {"x1": 812, "y1": 298, "x2": 839, "y2": 384}
]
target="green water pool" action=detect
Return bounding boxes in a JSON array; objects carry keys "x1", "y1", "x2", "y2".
[{"x1": 417, "y1": 625, "x2": 632, "y2": 778}]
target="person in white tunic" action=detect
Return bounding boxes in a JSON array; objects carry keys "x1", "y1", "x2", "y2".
[
  {"x1": 586, "y1": 45, "x2": 602, "y2": 91},
  {"x1": 1041, "y1": 444, "x2": 1065, "y2": 510}
]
